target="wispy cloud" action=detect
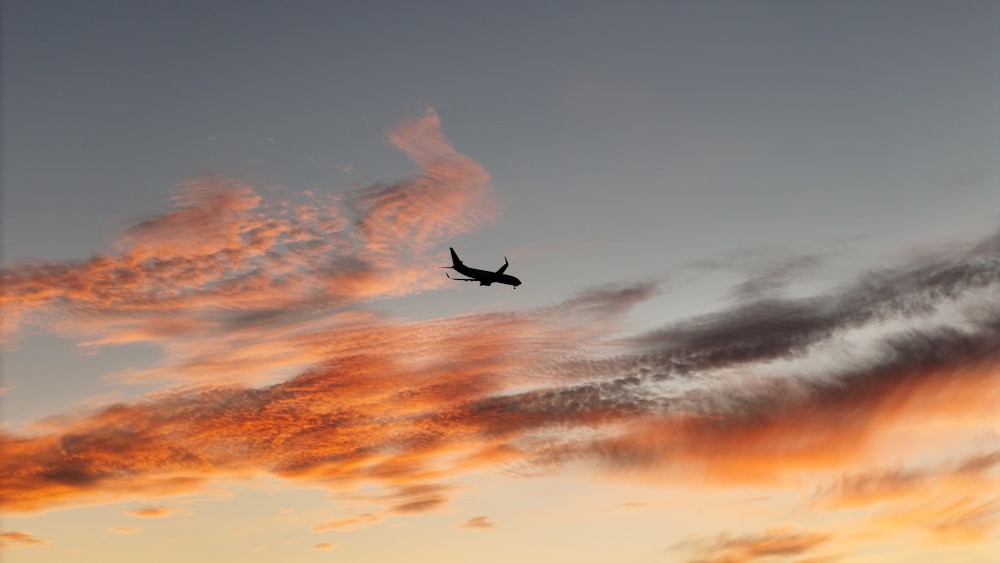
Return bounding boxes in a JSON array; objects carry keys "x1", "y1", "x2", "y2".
[
  {"x1": 0, "y1": 110, "x2": 998, "y2": 557},
  {"x1": 462, "y1": 515, "x2": 496, "y2": 529},
  {"x1": 312, "y1": 542, "x2": 337, "y2": 550},
  {"x1": 0, "y1": 108, "x2": 496, "y2": 385},
  {"x1": 874, "y1": 496, "x2": 1000, "y2": 545},
  {"x1": 313, "y1": 512, "x2": 382, "y2": 532},
  {"x1": 0, "y1": 280, "x2": 657, "y2": 513},
  {"x1": 0, "y1": 531, "x2": 49, "y2": 549},
  {"x1": 806, "y1": 450, "x2": 1000, "y2": 546},
  {"x1": 679, "y1": 527, "x2": 831, "y2": 562},
  {"x1": 126, "y1": 506, "x2": 175, "y2": 518},
  {"x1": 353, "y1": 107, "x2": 496, "y2": 255},
  {"x1": 817, "y1": 450, "x2": 1000, "y2": 510},
  {"x1": 108, "y1": 527, "x2": 140, "y2": 534},
  {"x1": 2, "y1": 230, "x2": 998, "y2": 520}
]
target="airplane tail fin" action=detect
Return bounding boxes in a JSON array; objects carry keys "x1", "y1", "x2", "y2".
[
  {"x1": 495, "y1": 257, "x2": 509, "y2": 275},
  {"x1": 449, "y1": 247, "x2": 463, "y2": 268}
]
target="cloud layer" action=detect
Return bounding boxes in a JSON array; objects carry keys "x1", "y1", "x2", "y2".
[
  {"x1": 1, "y1": 111, "x2": 998, "y2": 557},
  {"x1": 2, "y1": 108, "x2": 496, "y2": 383}
]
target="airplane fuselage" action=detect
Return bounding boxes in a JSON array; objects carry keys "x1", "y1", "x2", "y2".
[
  {"x1": 453, "y1": 264, "x2": 521, "y2": 287},
  {"x1": 445, "y1": 247, "x2": 521, "y2": 288}
]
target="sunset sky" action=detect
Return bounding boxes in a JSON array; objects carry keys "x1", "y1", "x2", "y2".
[{"x1": 2, "y1": 2, "x2": 999, "y2": 561}]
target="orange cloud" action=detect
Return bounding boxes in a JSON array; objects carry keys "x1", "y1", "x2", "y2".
[
  {"x1": 4, "y1": 323, "x2": 993, "y2": 517},
  {"x1": 817, "y1": 450, "x2": 1000, "y2": 511},
  {"x1": 313, "y1": 512, "x2": 382, "y2": 532},
  {"x1": 462, "y1": 515, "x2": 496, "y2": 529},
  {"x1": 390, "y1": 495, "x2": 448, "y2": 514},
  {"x1": 929, "y1": 497, "x2": 1000, "y2": 544},
  {"x1": 586, "y1": 361, "x2": 999, "y2": 486},
  {"x1": 108, "y1": 527, "x2": 139, "y2": 534},
  {"x1": 807, "y1": 448, "x2": 1000, "y2": 547},
  {"x1": 1, "y1": 137, "x2": 998, "y2": 563},
  {"x1": 680, "y1": 528, "x2": 831, "y2": 562},
  {"x1": 312, "y1": 542, "x2": 337, "y2": 550},
  {"x1": 357, "y1": 107, "x2": 496, "y2": 255},
  {"x1": 3, "y1": 282, "x2": 997, "y2": 515},
  {"x1": 119, "y1": 176, "x2": 263, "y2": 261},
  {"x1": 0, "y1": 531, "x2": 49, "y2": 549},
  {"x1": 1, "y1": 108, "x2": 496, "y2": 379},
  {"x1": 126, "y1": 506, "x2": 175, "y2": 518},
  {"x1": 0, "y1": 283, "x2": 657, "y2": 514},
  {"x1": 841, "y1": 495, "x2": 1000, "y2": 548}
]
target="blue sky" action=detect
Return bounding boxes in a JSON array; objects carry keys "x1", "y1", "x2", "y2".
[{"x1": 2, "y1": 2, "x2": 999, "y2": 561}]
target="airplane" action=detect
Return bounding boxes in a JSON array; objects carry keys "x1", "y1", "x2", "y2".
[{"x1": 442, "y1": 247, "x2": 521, "y2": 288}]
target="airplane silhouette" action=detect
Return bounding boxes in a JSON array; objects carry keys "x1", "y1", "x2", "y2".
[{"x1": 442, "y1": 247, "x2": 521, "y2": 288}]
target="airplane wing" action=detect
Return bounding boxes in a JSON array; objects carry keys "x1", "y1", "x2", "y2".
[
  {"x1": 446, "y1": 272, "x2": 478, "y2": 282},
  {"x1": 495, "y1": 257, "x2": 509, "y2": 275}
]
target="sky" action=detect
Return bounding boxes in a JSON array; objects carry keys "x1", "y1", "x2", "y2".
[{"x1": 1, "y1": 1, "x2": 999, "y2": 561}]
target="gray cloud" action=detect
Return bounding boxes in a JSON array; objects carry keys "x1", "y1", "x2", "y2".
[{"x1": 2, "y1": 227, "x2": 998, "y2": 518}]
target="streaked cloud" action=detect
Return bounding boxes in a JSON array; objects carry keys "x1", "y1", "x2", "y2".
[
  {"x1": 0, "y1": 281, "x2": 658, "y2": 513},
  {"x1": 0, "y1": 108, "x2": 496, "y2": 385},
  {"x1": 0, "y1": 531, "x2": 49, "y2": 549},
  {"x1": 126, "y1": 506, "x2": 175, "y2": 518},
  {"x1": 817, "y1": 450, "x2": 1000, "y2": 511},
  {"x1": 0, "y1": 109, "x2": 997, "y2": 558},
  {"x1": 354, "y1": 107, "x2": 496, "y2": 255},
  {"x1": 2, "y1": 230, "x2": 997, "y2": 534},
  {"x1": 390, "y1": 495, "x2": 448, "y2": 514},
  {"x1": 807, "y1": 450, "x2": 1000, "y2": 546},
  {"x1": 312, "y1": 542, "x2": 337, "y2": 551},
  {"x1": 873, "y1": 496, "x2": 1000, "y2": 545},
  {"x1": 679, "y1": 527, "x2": 831, "y2": 562},
  {"x1": 462, "y1": 515, "x2": 496, "y2": 529},
  {"x1": 313, "y1": 513, "x2": 382, "y2": 532}
]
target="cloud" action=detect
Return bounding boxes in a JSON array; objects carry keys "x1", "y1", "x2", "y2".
[
  {"x1": 0, "y1": 108, "x2": 496, "y2": 380},
  {"x1": 310, "y1": 484, "x2": 455, "y2": 531},
  {"x1": 2, "y1": 227, "x2": 998, "y2": 518},
  {"x1": 313, "y1": 512, "x2": 382, "y2": 532},
  {"x1": 108, "y1": 527, "x2": 139, "y2": 534},
  {"x1": 930, "y1": 498, "x2": 1000, "y2": 543},
  {"x1": 872, "y1": 496, "x2": 1000, "y2": 545},
  {"x1": 632, "y1": 231, "x2": 1000, "y2": 373},
  {"x1": 119, "y1": 176, "x2": 263, "y2": 261},
  {"x1": 681, "y1": 528, "x2": 831, "y2": 562},
  {"x1": 390, "y1": 495, "x2": 448, "y2": 514},
  {"x1": 312, "y1": 542, "x2": 337, "y2": 550},
  {"x1": 462, "y1": 515, "x2": 496, "y2": 529},
  {"x1": 817, "y1": 450, "x2": 1000, "y2": 510},
  {"x1": 126, "y1": 506, "x2": 175, "y2": 518},
  {"x1": 808, "y1": 450, "x2": 1000, "y2": 546},
  {"x1": 353, "y1": 107, "x2": 496, "y2": 255},
  {"x1": 0, "y1": 281, "x2": 657, "y2": 513},
  {"x1": 582, "y1": 356, "x2": 998, "y2": 486},
  {"x1": 1, "y1": 109, "x2": 998, "y2": 556},
  {"x1": 0, "y1": 531, "x2": 49, "y2": 549}
]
